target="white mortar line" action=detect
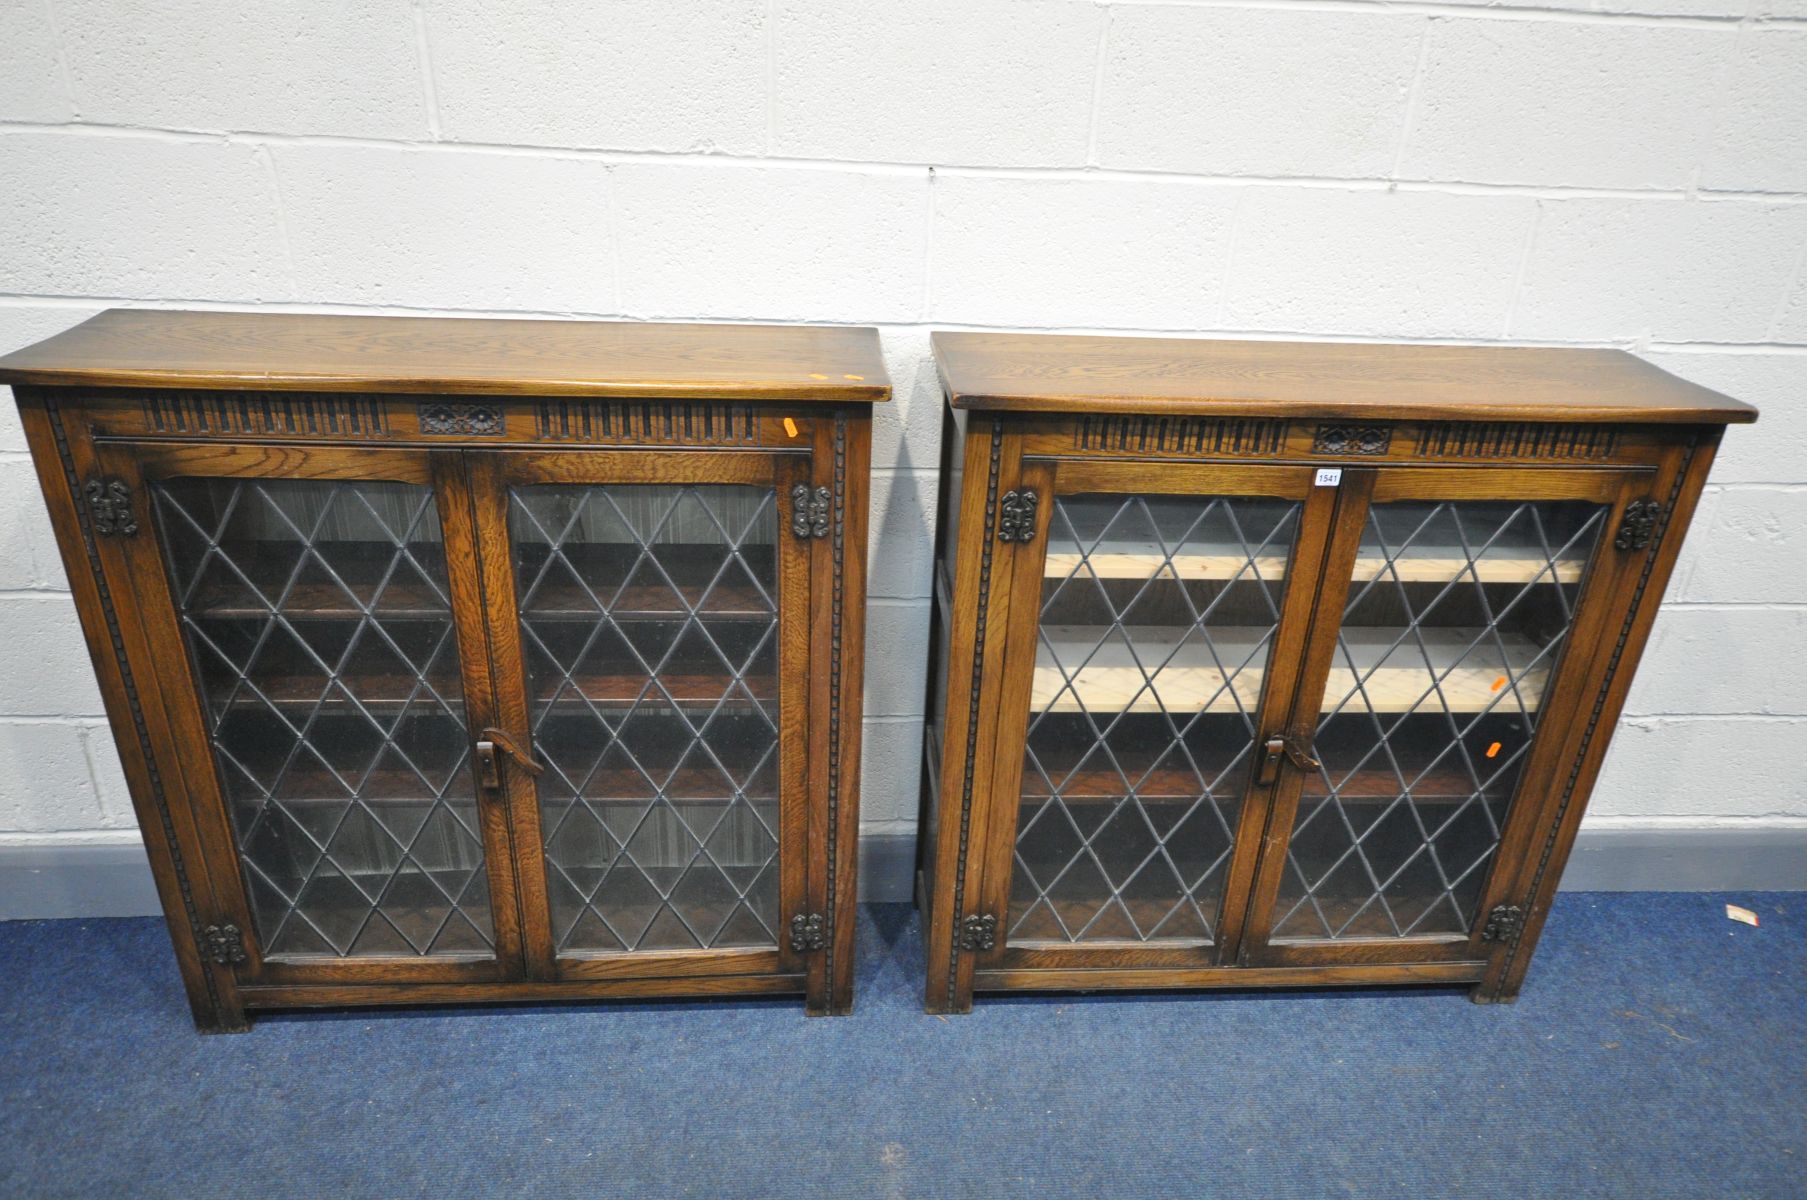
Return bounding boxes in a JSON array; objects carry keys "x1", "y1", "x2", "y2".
[
  {"x1": 1, "y1": 293, "x2": 1803, "y2": 354},
  {"x1": 763, "y1": 0, "x2": 778, "y2": 157},
  {"x1": 1100, "y1": 0, "x2": 1806, "y2": 31},
  {"x1": 1763, "y1": 223, "x2": 1807, "y2": 342},
  {"x1": 0, "y1": 716, "x2": 112, "y2": 727},
  {"x1": 1620, "y1": 713, "x2": 1807, "y2": 724},
  {"x1": 855, "y1": 820, "x2": 921, "y2": 834},
  {"x1": 1388, "y1": 16, "x2": 1436, "y2": 179},
  {"x1": 6, "y1": 120, "x2": 1807, "y2": 203},
  {"x1": 1084, "y1": 3, "x2": 1114, "y2": 168},
  {"x1": 1502, "y1": 200, "x2": 1545, "y2": 340},
  {"x1": 1660, "y1": 601, "x2": 1807, "y2": 610},
  {"x1": 39, "y1": 0, "x2": 79, "y2": 123},
  {"x1": 248, "y1": 142, "x2": 300, "y2": 301},
  {"x1": 1579, "y1": 814, "x2": 1807, "y2": 829},
  {"x1": 919, "y1": 167, "x2": 936, "y2": 322},
  {"x1": 1647, "y1": 340, "x2": 1807, "y2": 354},
  {"x1": 77, "y1": 727, "x2": 130, "y2": 826},
  {"x1": 1687, "y1": 13, "x2": 1746, "y2": 202},
  {"x1": 412, "y1": 0, "x2": 443, "y2": 142},
  {"x1": 0, "y1": 830, "x2": 146, "y2": 846},
  {"x1": 1214, "y1": 185, "x2": 1253, "y2": 327},
  {"x1": 1706, "y1": 482, "x2": 1807, "y2": 491}
]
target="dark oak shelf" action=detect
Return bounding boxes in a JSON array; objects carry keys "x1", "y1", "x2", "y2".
[
  {"x1": 188, "y1": 575, "x2": 451, "y2": 622},
  {"x1": 206, "y1": 670, "x2": 775, "y2": 714},
  {"x1": 520, "y1": 578, "x2": 774, "y2": 622},
  {"x1": 1022, "y1": 762, "x2": 1508, "y2": 806}
]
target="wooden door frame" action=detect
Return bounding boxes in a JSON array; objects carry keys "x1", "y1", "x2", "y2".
[
  {"x1": 960, "y1": 452, "x2": 1347, "y2": 980},
  {"x1": 89, "y1": 438, "x2": 528, "y2": 987},
  {"x1": 1235, "y1": 464, "x2": 1656, "y2": 970},
  {"x1": 461, "y1": 446, "x2": 821, "y2": 994}
]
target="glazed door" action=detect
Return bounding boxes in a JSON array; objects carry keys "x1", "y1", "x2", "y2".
[
  {"x1": 1237, "y1": 467, "x2": 1651, "y2": 968},
  {"x1": 96, "y1": 442, "x2": 526, "y2": 985},
  {"x1": 973, "y1": 460, "x2": 1341, "y2": 973},
  {"x1": 467, "y1": 450, "x2": 814, "y2": 983}
]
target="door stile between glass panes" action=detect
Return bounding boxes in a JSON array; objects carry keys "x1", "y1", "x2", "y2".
[
  {"x1": 1236, "y1": 466, "x2": 1644, "y2": 969},
  {"x1": 970, "y1": 459, "x2": 1345, "y2": 972},
  {"x1": 463, "y1": 449, "x2": 813, "y2": 984},
  {"x1": 94, "y1": 442, "x2": 528, "y2": 987}
]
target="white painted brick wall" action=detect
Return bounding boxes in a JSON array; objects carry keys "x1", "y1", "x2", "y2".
[
  {"x1": 1399, "y1": 20, "x2": 1732, "y2": 190},
  {"x1": 57, "y1": 0, "x2": 426, "y2": 139},
  {"x1": 773, "y1": 0, "x2": 1101, "y2": 167},
  {"x1": 431, "y1": 0, "x2": 766, "y2": 153},
  {"x1": 1224, "y1": 188, "x2": 1537, "y2": 337},
  {"x1": 613, "y1": 162, "x2": 926, "y2": 322},
  {"x1": 1, "y1": 0, "x2": 1803, "y2": 867},
  {"x1": 273, "y1": 145, "x2": 617, "y2": 311},
  {"x1": 1096, "y1": 7, "x2": 1423, "y2": 178},
  {"x1": 930, "y1": 175, "x2": 1239, "y2": 329}
]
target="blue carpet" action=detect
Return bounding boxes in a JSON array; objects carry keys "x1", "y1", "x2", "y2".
[{"x1": 0, "y1": 893, "x2": 1801, "y2": 1198}]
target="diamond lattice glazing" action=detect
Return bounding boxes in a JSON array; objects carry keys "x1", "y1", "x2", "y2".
[
  {"x1": 1011, "y1": 494, "x2": 1301, "y2": 944},
  {"x1": 1272, "y1": 500, "x2": 1606, "y2": 940},
  {"x1": 511, "y1": 485, "x2": 782, "y2": 954},
  {"x1": 155, "y1": 478, "x2": 494, "y2": 959}
]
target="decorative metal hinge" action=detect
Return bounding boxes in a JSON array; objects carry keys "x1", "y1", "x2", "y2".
[
  {"x1": 198, "y1": 923, "x2": 247, "y2": 965},
  {"x1": 959, "y1": 913, "x2": 997, "y2": 952},
  {"x1": 84, "y1": 478, "x2": 138, "y2": 537},
  {"x1": 1480, "y1": 904, "x2": 1525, "y2": 944},
  {"x1": 789, "y1": 912, "x2": 827, "y2": 953},
  {"x1": 1614, "y1": 499, "x2": 1662, "y2": 552},
  {"x1": 996, "y1": 490, "x2": 1038, "y2": 543},
  {"x1": 1313, "y1": 423, "x2": 1391, "y2": 455},
  {"x1": 418, "y1": 402, "x2": 504, "y2": 436},
  {"x1": 790, "y1": 484, "x2": 830, "y2": 540}
]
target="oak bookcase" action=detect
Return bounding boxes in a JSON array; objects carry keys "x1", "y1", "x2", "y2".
[
  {"x1": 917, "y1": 332, "x2": 1755, "y2": 1013},
  {"x1": 0, "y1": 310, "x2": 885, "y2": 1029}
]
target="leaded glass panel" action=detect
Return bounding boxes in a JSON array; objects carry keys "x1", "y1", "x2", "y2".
[
  {"x1": 1010, "y1": 493, "x2": 1301, "y2": 945},
  {"x1": 154, "y1": 478, "x2": 494, "y2": 959},
  {"x1": 511, "y1": 484, "x2": 781, "y2": 954},
  {"x1": 1272, "y1": 499, "x2": 1607, "y2": 941}
]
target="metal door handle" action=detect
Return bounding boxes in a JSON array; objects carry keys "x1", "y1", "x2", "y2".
[{"x1": 476, "y1": 727, "x2": 543, "y2": 789}]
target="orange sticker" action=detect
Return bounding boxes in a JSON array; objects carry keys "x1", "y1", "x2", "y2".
[
  {"x1": 1491, "y1": 675, "x2": 1508, "y2": 692},
  {"x1": 783, "y1": 417, "x2": 799, "y2": 438},
  {"x1": 1485, "y1": 742, "x2": 1502, "y2": 759}
]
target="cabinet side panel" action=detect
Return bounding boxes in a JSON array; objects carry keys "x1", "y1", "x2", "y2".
[
  {"x1": 1480, "y1": 429, "x2": 1722, "y2": 1002},
  {"x1": 916, "y1": 403, "x2": 966, "y2": 910},
  {"x1": 923, "y1": 414, "x2": 1020, "y2": 1013},
  {"x1": 14, "y1": 389, "x2": 245, "y2": 1031},
  {"x1": 826, "y1": 409, "x2": 870, "y2": 1014}
]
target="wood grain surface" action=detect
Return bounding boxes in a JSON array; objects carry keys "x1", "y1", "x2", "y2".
[
  {"x1": 933, "y1": 331, "x2": 1755, "y2": 424},
  {"x1": 0, "y1": 310, "x2": 891, "y2": 401}
]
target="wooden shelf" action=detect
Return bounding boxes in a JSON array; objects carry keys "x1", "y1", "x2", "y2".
[
  {"x1": 531, "y1": 672, "x2": 775, "y2": 711},
  {"x1": 190, "y1": 574, "x2": 451, "y2": 621},
  {"x1": 1021, "y1": 761, "x2": 1512, "y2": 804},
  {"x1": 1043, "y1": 541, "x2": 1584, "y2": 586},
  {"x1": 1032, "y1": 625, "x2": 1548, "y2": 716},
  {"x1": 213, "y1": 671, "x2": 773, "y2": 713},
  {"x1": 520, "y1": 579, "x2": 773, "y2": 621},
  {"x1": 192, "y1": 566, "x2": 774, "y2": 623}
]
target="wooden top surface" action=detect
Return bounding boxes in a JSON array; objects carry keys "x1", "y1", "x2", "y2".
[
  {"x1": 0, "y1": 310, "x2": 890, "y2": 402},
  {"x1": 932, "y1": 332, "x2": 1755, "y2": 425}
]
